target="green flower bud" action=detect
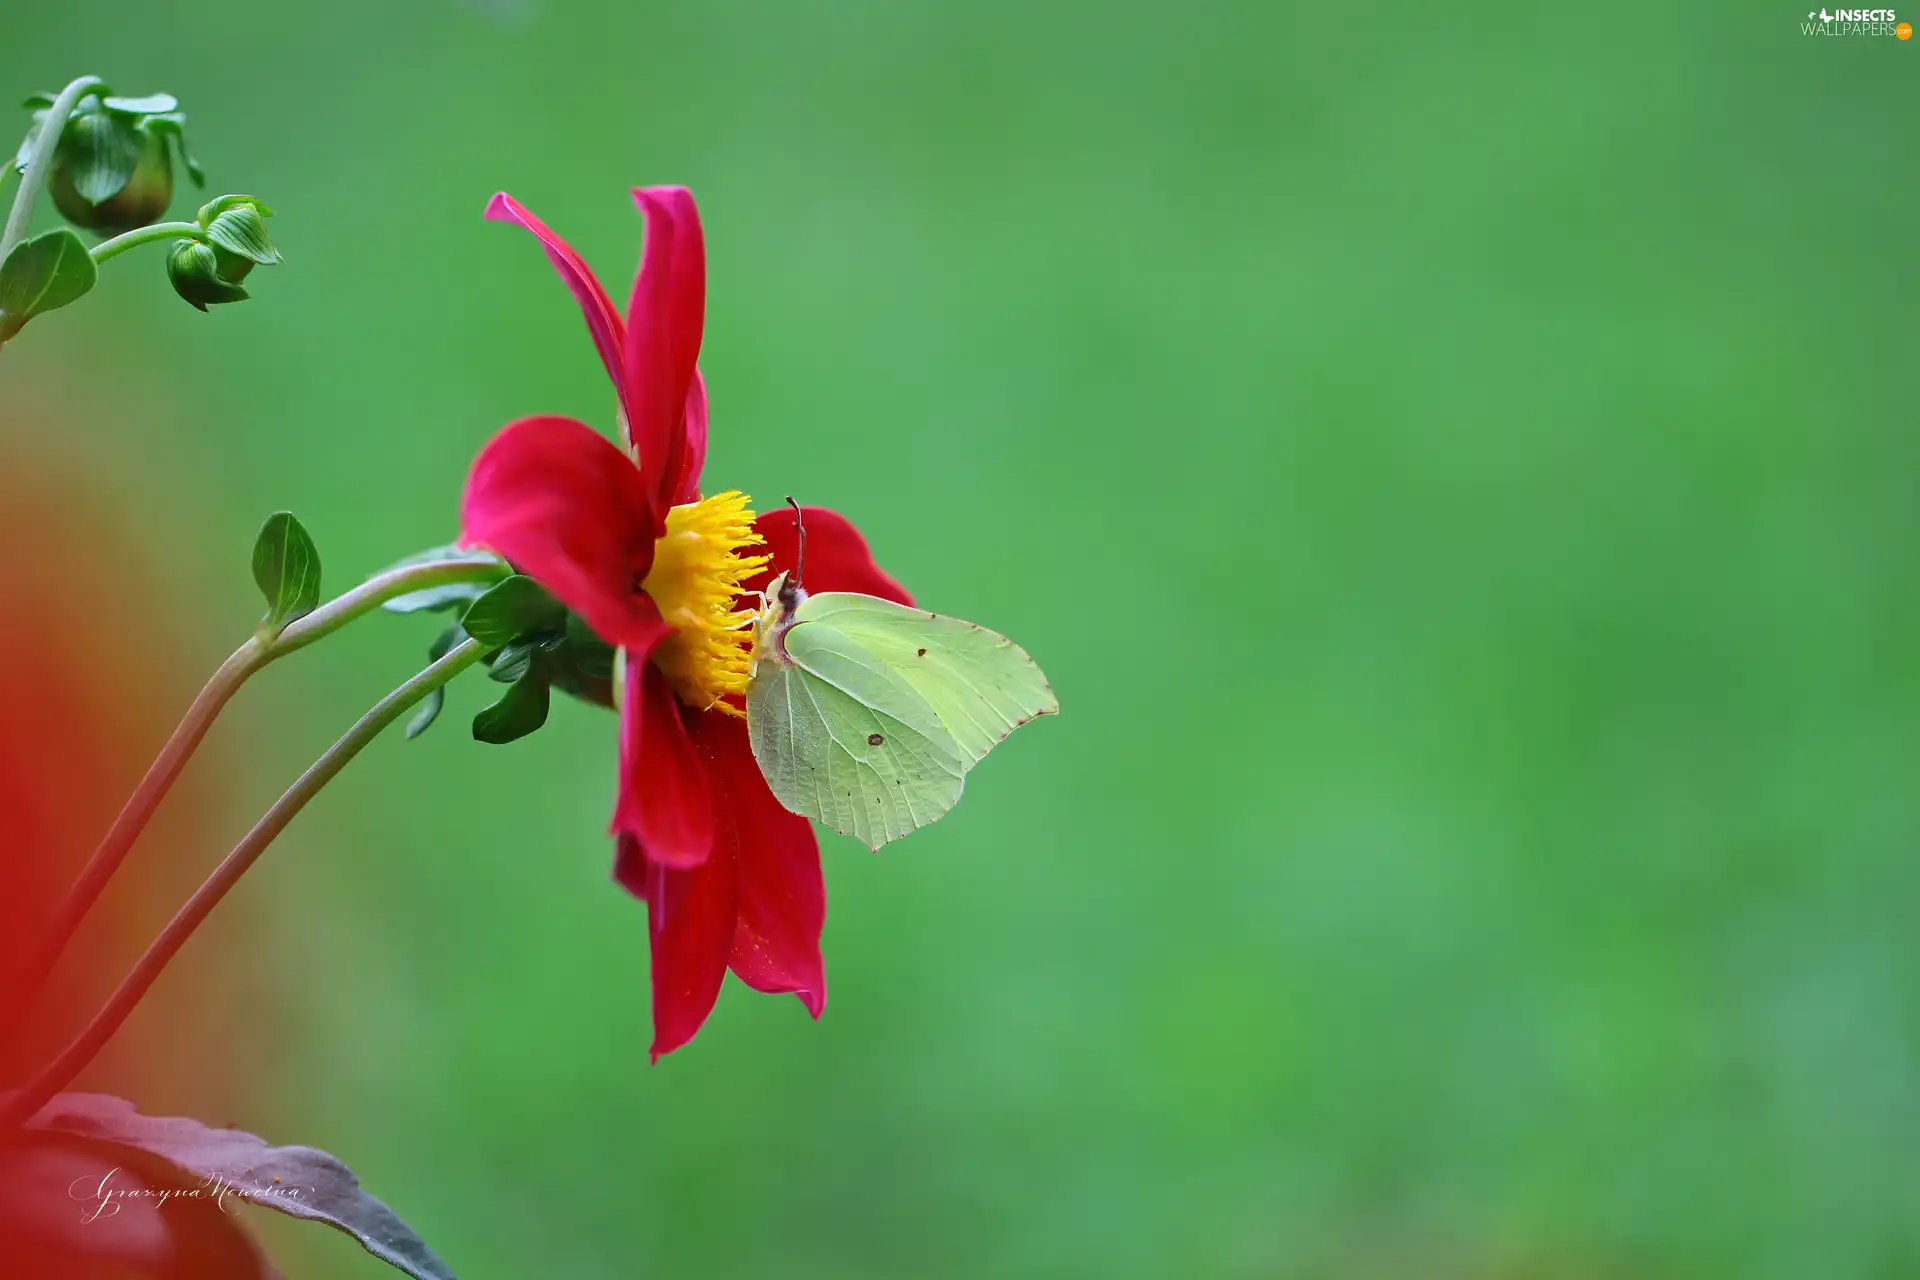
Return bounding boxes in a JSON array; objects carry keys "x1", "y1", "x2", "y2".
[
  {"x1": 161, "y1": 196, "x2": 283, "y2": 311},
  {"x1": 48, "y1": 116, "x2": 170, "y2": 234},
  {"x1": 15, "y1": 91, "x2": 205, "y2": 237},
  {"x1": 166, "y1": 239, "x2": 250, "y2": 310},
  {"x1": 196, "y1": 196, "x2": 282, "y2": 275}
]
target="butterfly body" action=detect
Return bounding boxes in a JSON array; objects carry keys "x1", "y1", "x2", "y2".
[{"x1": 746, "y1": 571, "x2": 1056, "y2": 850}]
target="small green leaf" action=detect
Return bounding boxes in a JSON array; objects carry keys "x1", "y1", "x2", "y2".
[
  {"x1": 21, "y1": 92, "x2": 56, "y2": 109},
  {"x1": 251, "y1": 511, "x2": 322, "y2": 634},
  {"x1": 203, "y1": 203, "x2": 281, "y2": 264},
  {"x1": 0, "y1": 228, "x2": 97, "y2": 325},
  {"x1": 377, "y1": 544, "x2": 511, "y2": 614},
  {"x1": 405, "y1": 624, "x2": 466, "y2": 740},
  {"x1": 460, "y1": 575, "x2": 564, "y2": 647},
  {"x1": 472, "y1": 672, "x2": 551, "y2": 744},
  {"x1": 102, "y1": 92, "x2": 179, "y2": 115},
  {"x1": 61, "y1": 109, "x2": 140, "y2": 204}
]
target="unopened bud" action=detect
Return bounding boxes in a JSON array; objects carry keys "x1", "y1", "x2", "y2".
[
  {"x1": 17, "y1": 91, "x2": 205, "y2": 236},
  {"x1": 166, "y1": 240, "x2": 250, "y2": 310}
]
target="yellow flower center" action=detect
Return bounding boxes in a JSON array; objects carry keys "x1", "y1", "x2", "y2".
[{"x1": 641, "y1": 490, "x2": 770, "y2": 716}]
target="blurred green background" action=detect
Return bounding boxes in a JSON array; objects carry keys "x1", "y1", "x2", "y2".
[{"x1": 4, "y1": 2, "x2": 1917, "y2": 1275}]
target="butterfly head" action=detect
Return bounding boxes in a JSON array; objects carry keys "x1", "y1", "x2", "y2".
[
  {"x1": 749, "y1": 500, "x2": 813, "y2": 680},
  {"x1": 750, "y1": 570, "x2": 804, "y2": 676}
]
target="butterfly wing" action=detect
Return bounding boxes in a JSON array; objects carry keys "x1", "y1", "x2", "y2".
[
  {"x1": 792, "y1": 592, "x2": 1058, "y2": 768},
  {"x1": 747, "y1": 629, "x2": 967, "y2": 852}
]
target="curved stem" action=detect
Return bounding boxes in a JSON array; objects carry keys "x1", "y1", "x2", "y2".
[
  {"x1": 273, "y1": 556, "x2": 504, "y2": 657},
  {"x1": 0, "y1": 75, "x2": 104, "y2": 262},
  {"x1": 0, "y1": 638, "x2": 268, "y2": 1027},
  {"x1": 4, "y1": 555, "x2": 505, "y2": 1031},
  {"x1": 90, "y1": 220, "x2": 202, "y2": 266},
  {"x1": 0, "y1": 638, "x2": 489, "y2": 1132}
]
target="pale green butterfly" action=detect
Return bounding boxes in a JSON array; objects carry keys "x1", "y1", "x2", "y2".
[{"x1": 746, "y1": 504, "x2": 1057, "y2": 850}]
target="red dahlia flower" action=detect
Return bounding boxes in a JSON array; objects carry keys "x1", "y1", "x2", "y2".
[{"x1": 459, "y1": 188, "x2": 910, "y2": 1058}]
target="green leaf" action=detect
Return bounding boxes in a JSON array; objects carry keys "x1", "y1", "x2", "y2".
[
  {"x1": 61, "y1": 109, "x2": 140, "y2": 203},
  {"x1": 0, "y1": 228, "x2": 97, "y2": 323},
  {"x1": 102, "y1": 92, "x2": 179, "y2": 115},
  {"x1": 472, "y1": 672, "x2": 551, "y2": 744},
  {"x1": 460, "y1": 575, "x2": 564, "y2": 647},
  {"x1": 377, "y1": 544, "x2": 511, "y2": 614},
  {"x1": 21, "y1": 92, "x2": 56, "y2": 109},
  {"x1": 405, "y1": 624, "x2": 466, "y2": 740},
  {"x1": 251, "y1": 511, "x2": 322, "y2": 633},
  {"x1": 23, "y1": 1092, "x2": 461, "y2": 1280}
]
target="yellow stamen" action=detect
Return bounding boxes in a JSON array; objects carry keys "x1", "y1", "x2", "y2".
[{"x1": 642, "y1": 490, "x2": 770, "y2": 716}]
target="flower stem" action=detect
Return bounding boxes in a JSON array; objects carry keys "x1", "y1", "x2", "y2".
[
  {"x1": 3, "y1": 555, "x2": 505, "y2": 1030},
  {"x1": 271, "y1": 557, "x2": 505, "y2": 658},
  {"x1": 90, "y1": 220, "x2": 203, "y2": 265},
  {"x1": 0, "y1": 637, "x2": 267, "y2": 1029},
  {"x1": 0, "y1": 638, "x2": 490, "y2": 1132},
  {"x1": 0, "y1": 75, "x2": 104, "y2": 263}
]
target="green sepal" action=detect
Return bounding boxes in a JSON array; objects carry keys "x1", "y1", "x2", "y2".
[
  {"x1": 201, "y1": 203, "x2": 280, "y2": 265},
  {"x1": 26, "y1": 92, "x2": 181, "y2": 233},
  {"x1": 472, "y1": 672, "x2": 552, "y2": 745},
  {"x1": 21, "y1": 93, "x2": 58, "y2": 109},
  {"x1": 251, "y1": 511, "x2": 322, "y2": 635},
  {"x1": 486, "y1": 638, "x2": 541, "y2": 685},
  {"x1": 101, "y1": 93, "x2": 179, "y2": 116},
  {"x1": 166, "y1": 240, "x2": 249, "y2": 310},
  {"x1": 146, "y1": 114, "x2": 203, "y2": 186},
  {"x1": 535, "y1": 611, "x2": 616, "y2": 708},
  {"x1": 0, "y1": 228, "x2": 98, "y2": 337},
  {"x1": 197, "y1": 193, "x2": 273, "y2": 222},
  {"x1": 61, "y1": 109, "x2": 140, "y2": 204},
  {"x1": 405, "y1": 623, "x2": 466, "y2": 740},
  {"x1": 459, "y1": 575, "x2": 565, "y2": 648},
  {"x1": 562, "y1": 612, "x2": 616, "y2": 682},
  {"x1": 13, "y1": 116, "x2": 42, "y2": 173},
  {"x1": 376, "y1": 544, "x2": 511, "y2": 614}
]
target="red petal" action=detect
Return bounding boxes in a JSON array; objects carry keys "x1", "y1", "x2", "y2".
[
  {"x1": 749, "y1": 506, "x2": 913, "y2": 605},
  {"x1": 459, "y1": 416, "x2": 670, "y2": 652},
  {"x1": 484, "y1": 193, "x2": 628, "y2": 408},
  {"x1": 667, "y1": 370, "x2": 709, "y2": 509},
  {"x1": 623, "y1": 187, "x2": 706, "y2": 516},
  {"x1": 691, "y1": 715, "x2": 827, "y2": 1016},
  {"x1": 613, "y1": 661, "x2": 716, "y2": 868},
  {"x1": 615, "y1": 834, "x2": 737, "y2": 1061}
]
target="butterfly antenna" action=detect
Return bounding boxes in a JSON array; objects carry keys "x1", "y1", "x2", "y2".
[{"x1": 785, "y1": 496, "x2": 807, "y2": 588}]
